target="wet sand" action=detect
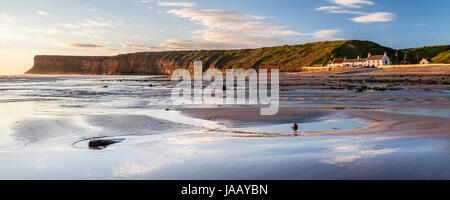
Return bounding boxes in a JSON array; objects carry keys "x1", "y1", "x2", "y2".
[
  {"x1": 0, "y1": 66, "x2": 449, "y2": 179},
  {"x1": 181, "y1": 65, "x2": 450, "y2": 139},
  {"x1": 181, "y1": 106, "x2": 450, "y2": 139}
]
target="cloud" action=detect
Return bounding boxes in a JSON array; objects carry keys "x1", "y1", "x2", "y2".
[
  {"x1": 158, "y1": 1, "x2": 196, "y2": 7},
  {"x1": 121, "y1": 42, "x2": 157, "y2": 50},
  {"x1": 56, "y1": 18, "x2": 123, "y2": 38},
  {"x1": 56, "y1": 22, "x2": 106, "y2": 38},
  {"x1": 167, "y1": 9, "x2": 268, "y2": 31},
  {"x1": 162, "y1": 8, "x2": 315, "y2": 50},
  {"x1": 315, "y1": 6, "x2": 363, "y2": 15},
  {"x1": 0, "y1": 13, "x2": 15, "y2": 25},
  {"x1": 82, "y1": 19, "x2": 120, "y2": 27},
  {"x1": 315, "y1": 6, "x2": 342, "y2": 11},
  {"x1": 328, "y1": 9, "x2": 363, "y2": 15},
  {"x1": 316, "y1": 1, "x2": 395, "y2": 23},
  {"x1": 58, "y1": 23, "x2": 79, "y2": 29},
  {"x1": 37, "y1": 10, "x2": 50, "y2": 16},
  {"x1": 327, "y1": 0, "x2": 374, "y2": 8},
  {"x1": 160, "y1": 39, "x2": 227, "y2": 50},
  {"x1": 351, "y1": 12, "x2": 395, "y2": 23},
  {"x1": 68, "y1": 43, "x2": 103, "y2": 48},
  {"x1": 312, "y1": 29, "x2": 341, "y2": 40},
  {"x1": 138, "y1": 0, "x2": 154, "y2": 3}
]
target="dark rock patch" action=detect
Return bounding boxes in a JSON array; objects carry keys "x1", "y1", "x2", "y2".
[{"x1": 88, "y1": 138, "x2": 124, "y2": 149}]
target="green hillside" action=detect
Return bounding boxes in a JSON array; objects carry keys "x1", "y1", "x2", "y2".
[
  {"x1": 432, "y1": 50, "x2": 450, "y2": 63},
  {"x1": 135, "y1": 40, "x2": 397, "y2": 72},
  {"x1": 28, "y1": 40, "x2": 450, "y2": 75},
  {"x1": 400, "y1": 45, "x2": 450, "y2": 64}
]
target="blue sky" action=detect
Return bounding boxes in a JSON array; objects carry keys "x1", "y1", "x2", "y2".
[{"x1": 0, "y1": 0, "x2": 449, "y2": 74}]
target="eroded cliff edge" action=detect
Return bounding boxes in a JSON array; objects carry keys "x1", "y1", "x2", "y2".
[{"x1": 26, "y1": 54, "x2": 179, "y2": 75}]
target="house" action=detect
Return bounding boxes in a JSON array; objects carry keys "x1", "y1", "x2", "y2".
[
  {"x1": 364, "y1": 52, "x2": 392, "y2": 67},
  {"x1": 327, "y1": 58, "x2": 346, "y2": 67},
  {"x1": 343, "y1": 56, "x2": 365, "y2": 67},
  {"x1": 327, "y1": 51, "x2": 392, "y2": 68},
  {"x1": 420, "y1": 58, "x2": 433, "y2": 64}
]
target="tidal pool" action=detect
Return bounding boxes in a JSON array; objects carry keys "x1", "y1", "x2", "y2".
[{"x1": 231, "y1": 114, "x2": 370, "y2": 134}]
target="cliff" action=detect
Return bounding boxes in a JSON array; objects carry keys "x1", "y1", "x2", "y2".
[{"x1": 26, "y1": 40, "x2": 412, "y2": 75}]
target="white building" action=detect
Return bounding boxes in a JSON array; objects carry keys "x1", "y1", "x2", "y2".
[
  {"x1": 364, "y1": 52, "x2": 392, "y2": 67},
  {"x1": 327, "y1": 51, "x2": 392, "y2": 68},
  {"x1": 419, "y1": 58, "x2": 433, "y2": 64}
]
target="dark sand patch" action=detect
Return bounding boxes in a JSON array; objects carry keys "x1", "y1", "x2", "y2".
[
  {"x1": 85, "y1": 114, "x2": 191, "y2": 134},
  {"x1": 181, "y1": 107, "x2": 336, "y2": 127}
]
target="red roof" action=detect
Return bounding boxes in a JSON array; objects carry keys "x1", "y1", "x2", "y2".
[
  {"x1": 366, "y1": 55, "x2": 385, "y2": 60},
  {"x1": 331, "y1": 58, "x2": 346, "y2": 64}
]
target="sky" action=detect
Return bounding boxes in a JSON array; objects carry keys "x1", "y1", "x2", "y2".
[{"x1": 0, "y1": 0, "x2": 449, "y2": 75}]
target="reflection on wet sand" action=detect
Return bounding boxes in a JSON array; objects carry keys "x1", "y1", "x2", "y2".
[{"x1": 0, "y1": 73, "x2": 449, "y2": 179}]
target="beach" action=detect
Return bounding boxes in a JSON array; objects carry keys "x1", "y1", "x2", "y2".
[{"x1": 0, "y1": 66, "x2": 449, "y2": 179}]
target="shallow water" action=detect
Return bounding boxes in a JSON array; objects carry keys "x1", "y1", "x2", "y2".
[
  {"x1": 231, "y1": 114, "x2": 370, "y2": 134},
  {"x1": 0, "y1": 75, "x2": 449, "y2": 179}
]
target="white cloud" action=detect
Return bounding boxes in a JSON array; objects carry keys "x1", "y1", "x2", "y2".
[
  {"x1": 158, "y1": 1, "x2": 196, "y2": 7},
  {"x1": 328, "y1": 9, "x2": 363, "y2": 15},
  {"x1": 58, "y1": 23, "x2": 79, "y2": 29},
  {"x1": 160, "y1": 39, "x2": 219, "y2": 50},
  {"x1": 82, "y1": 19, "x2": 121, "y2": 27},
  {"x1": 54, "y1": 18, "x2": 123, "y2": 38},
  {"x1": 351, "y1": 12, "x2": 395, "y2": 23},
  {"x1": 37, "y1": 10, "x2": 50, "y2": 16},
  {"x1": 167, "y1": 8, "x2": 268, "y2": 31},
  {"x1": 55, "y1": 22, "x2": 107, "y2": 38},
  {"x1": 0, "y1": 13, "x2": 15, "y2": 25},
  {"x1": 162, "y1": 8, "x2": 314, "y2": 50},
  {"x1": 138, "y1": 0, "x2": 154, "y2": 3},
  {"x1": 121, "y1": 42, "x2": 157, "y2": 50},
  {"x1": 315, "y1": 6, "x2": 341, "y2": 11},
  {"x1": 161, "y1": 8, "x2": 343, "y2": 50},
  {"x1": 328, "y1": 0, "x2": 374, "y2": 8},
  {"x1": 312, "y1": 29, "x2": 341, "y2": 40},
  {"x1": 315, "y1": 6, "x2": 363, "y2": 15},
  {"x1": 316, "y1": 1, "x2": 395, "y2": 23}
]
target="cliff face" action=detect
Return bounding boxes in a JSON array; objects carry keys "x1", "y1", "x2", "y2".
[
  {"x1": 26, "y1": 55, "x2": 174, "y2": 75},
  {"x1": 26, "y1": 40, "x2": 401, "y2": 75}
]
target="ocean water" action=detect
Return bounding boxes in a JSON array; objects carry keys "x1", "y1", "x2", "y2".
[{"x1": 0, "y1": 75, "x2": 449, "y2": 179}]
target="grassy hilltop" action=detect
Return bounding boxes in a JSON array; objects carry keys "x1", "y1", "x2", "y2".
[
  {"x1": 135, "y1": 40, "x2": 398, "y2": 72},
  {"x1": 400, "y1": 45, "x2": 450, "y2": 64}
]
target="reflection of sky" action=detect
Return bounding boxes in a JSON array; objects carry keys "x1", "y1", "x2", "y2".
[
  {"x1": 320, "y1": 144, "x2": 398, "y2": 165},
  {"x1": 0, "y1": 76, "x2": 449, "y2": 179},
  {"x1": 0, "y1": 127, "x2": 449, "y2": 179},
  {"x1": 232, "y1": 114, "x2": 370, "y2": 134}
]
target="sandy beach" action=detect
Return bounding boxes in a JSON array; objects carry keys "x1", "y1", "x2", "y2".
[{"x1": 0, "y1": 66, "x2": 449, "y2": 179}]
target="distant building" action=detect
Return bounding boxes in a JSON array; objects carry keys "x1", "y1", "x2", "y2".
[
  {"x1": 327, "y1": 51, "x2": 392, "y2": 68},
  {"x1": 420, "y1": 58, "x2": 433, "y2": 64},
  {"x1": 365, "y1": 52, "x2": 392, "y2": 67},
  {"x1": 327, "y1": 58, "x2": 346, "y2": 67},
  {"x1": 343, "y1": 56, "x2": 365, "y2": 67}
]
